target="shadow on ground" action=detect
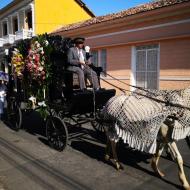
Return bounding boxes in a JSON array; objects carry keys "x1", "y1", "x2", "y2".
[{"x1": 3, "y1": 111, "x2": 188, "y2": 190}]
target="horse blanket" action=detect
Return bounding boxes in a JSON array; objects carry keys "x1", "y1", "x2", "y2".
[{"x1": 102, "y1": 88, "x2": 190, "y2": 154}]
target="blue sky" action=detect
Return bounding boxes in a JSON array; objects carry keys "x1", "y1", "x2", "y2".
[
  {"x1": 0, "y1": 0, "x2": 12, "y2": 9},
  {"x1": 0, "y1": 0, "x2": 152, "y2": 16},
  {"x1": 83, "y1": 0, "x2": 152, "y2": 16}
]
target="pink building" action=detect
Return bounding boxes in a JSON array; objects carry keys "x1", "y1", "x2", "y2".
[{"x1": 53, "y1": 0, "x2": 190, "y2": 93}]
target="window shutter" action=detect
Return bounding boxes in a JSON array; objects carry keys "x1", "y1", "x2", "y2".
[
  {"x1": 100, "y1": 49, "x2": 107, "y2": 73},
  {"x1": 136, "y1": 50, "x2": 146, "y2": 88},
  {"x1": 147, "y1": 49, "x2": 158, "y2": 89},
  {"x1": 135, "y1": 45, "x2": 159, "y2": 89},
  {"x1": 91, "y1": 50, "x2": 98, "y2": 66}
]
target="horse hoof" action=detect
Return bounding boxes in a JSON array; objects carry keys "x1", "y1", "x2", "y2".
[
  {"x1": 115, "y1": 162, "x2": 124, "y2": 171},
  {"x1": 157, "y1": 171, "x2": 165, "y2": 178},
  {"x1": 151, "y1": 162, "x2": 165, "y2": 177},
  {"x1": 184, "y1": 186, "x2": 190, "y2": 190},
  {"x1": 105, "y1": 154, "x2": 110, "y2": 161}
]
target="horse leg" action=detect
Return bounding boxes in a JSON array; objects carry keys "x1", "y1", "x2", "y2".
[
  {"x1": 151, "y1": 141, "x2": 166, "y2": 177},
  {"x1": 105, "y1": 134, "x2": 112, "y2": 161},
  {"x1": 110, "y1": 140, "x2": 123, "y2": 170},
  {"x1": 168, "y1": 141, "x2": 190, "y2": 190},
  {"x1": 151, "y1": 123, "x2": 169, "y2": 177}
]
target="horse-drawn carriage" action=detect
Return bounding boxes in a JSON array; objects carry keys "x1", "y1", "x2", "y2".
[
  {"x1": 5, "y1": 34, "x2": 115, "y2": 151},
  {"x1": 2, "y1": 33, "x2": 190, "y2": 190}
]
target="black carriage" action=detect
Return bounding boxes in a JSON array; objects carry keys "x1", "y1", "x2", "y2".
[{"x1": 5, "y1": 35, "x2": 116, "y2": 151}]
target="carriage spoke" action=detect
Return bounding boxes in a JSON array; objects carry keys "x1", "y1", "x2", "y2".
[
  {"x1": 46, "y1": 116, "x2": 68, "y2": 151},
  {"x1": 6, "y1": 100, "x2": 22, "y2": 131}
]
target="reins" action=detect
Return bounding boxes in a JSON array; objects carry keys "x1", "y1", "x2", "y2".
[{"x1": 101, "y1": 71, "x2": 190, "y2": 111}]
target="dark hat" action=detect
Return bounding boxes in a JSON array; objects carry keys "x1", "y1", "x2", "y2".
[{"x1": 73, "y1": 37, "x2": 85, "y2": 44}]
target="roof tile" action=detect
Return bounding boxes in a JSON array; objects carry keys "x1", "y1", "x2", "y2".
[{"x1": 53, "y1": 0, "x2": 190, "y2": 33}]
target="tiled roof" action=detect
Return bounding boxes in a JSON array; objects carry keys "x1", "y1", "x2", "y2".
[{"x1": 53, "y1": 0, "x2": 190, "y2": 33}]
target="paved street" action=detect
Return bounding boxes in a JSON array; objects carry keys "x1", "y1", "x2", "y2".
[{"x1": 0, "y1": 113, "x2": 189, "y2": 190}]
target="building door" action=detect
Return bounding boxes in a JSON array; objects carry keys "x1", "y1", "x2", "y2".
[
  {"x1": 25, "y1": 10, "x2": 32, "y2": 30},
  {"x1": 27, "y1": 11, "x2": 33, "y2": 29},
  {"x1": 13, "y1": 17, "x2": 18, "y2": 33},
  {"x1": 3, "y1": 22, "x2": 8, "y2": 36},
  {"x1": 132, "y1": 44, "x2": 159, "y2": 89}
]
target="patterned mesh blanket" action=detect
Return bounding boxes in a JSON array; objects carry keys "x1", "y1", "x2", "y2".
[
  {"x1": 102, "y1": 88, "x2": 190, "y2": 154},
  {"x1": 173, "y1": 88, "x2": 190, "y2": 140}
]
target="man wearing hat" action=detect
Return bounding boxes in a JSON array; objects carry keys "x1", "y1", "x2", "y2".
[{"x1": 67, "y1": 37, "x2": 100, "y2": 90}]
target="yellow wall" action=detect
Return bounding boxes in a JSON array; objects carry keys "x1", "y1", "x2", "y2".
[{"x1": 34, "y1": 0, "x2": 92, "y2": 34}]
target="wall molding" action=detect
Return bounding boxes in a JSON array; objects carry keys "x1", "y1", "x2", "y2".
[
  {"x1": 101, "y1": 76, "x2": 190, "y2": 81},
  {"x1": 86, "y1": 18, "x2": 190, "y2": 40}
]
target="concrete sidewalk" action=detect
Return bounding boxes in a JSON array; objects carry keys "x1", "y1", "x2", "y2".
[{"x1": 0, "y1": 119, "x2": 189, "y2": 190}]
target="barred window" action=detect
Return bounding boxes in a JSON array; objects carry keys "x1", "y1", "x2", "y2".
[
  {"x1": 91, "y1": 49, "x2": 107, "y2": 74},
  {"x1": 100, "y1": 49, "x2": 107, "y2": 73},
  {"x1": 135, "y1": 45, "x2": 159, "y2": 89},
  {"x1": 91, "y1": 50, "x2": 98, "y2": 66}
]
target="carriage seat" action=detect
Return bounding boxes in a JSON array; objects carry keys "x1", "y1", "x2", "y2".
[{"x1": 64, "y1": 65, "x2": 102, "y2": 90}]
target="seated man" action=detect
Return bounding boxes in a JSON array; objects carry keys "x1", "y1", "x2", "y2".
[{"x1": 67, "y1": 37, "x2": 100, "y2": 91}]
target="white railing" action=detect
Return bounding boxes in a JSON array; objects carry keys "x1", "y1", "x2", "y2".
[
  {"x1": 15, "y1": 29, "x2": 33, "y2": 41},
  {"x1": 0, "y1": 38, "x2": 6, "y2": 47},
  {"x1": 3, "y1": 34, "x2": 16, "y2": 44},
  {"x1": 0, "y1": 29, "x2": 33, "y2": 47},
  {"x1": 0, "y1": 34, "x2": 16, "y2": 47}
]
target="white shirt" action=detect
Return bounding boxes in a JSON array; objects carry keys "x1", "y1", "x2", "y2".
[{"x1": 78, "y1": 48, "x2": 85, "y2": 69}]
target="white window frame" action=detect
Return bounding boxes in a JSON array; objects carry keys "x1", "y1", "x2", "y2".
[
  {"x1": 131, "y1": 44, "x2": 160, "y2": 90},
  {"x1": 91, "y1": 49, "x2": 107, "y2": 72}
]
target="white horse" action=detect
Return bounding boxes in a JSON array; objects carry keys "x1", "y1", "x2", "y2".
[{"x1": 102, "y1": 88, "x2": 190, "y2": 190}]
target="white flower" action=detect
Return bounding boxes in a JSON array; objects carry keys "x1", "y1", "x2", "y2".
[
  {"x1": 29, "y1": 96, "x2": 36, "y2": 104},
  {"x1": 39, "y1": 66, "x2": 44, "y2": 71},
  {"x1": 38, "y1": 101, "x2": 47, "y2": 107},
  {"x1": 14, "y1": 48, "x2": 19, "y2": 52},
  {"x1": 35, "y1": 41, "x2": 41, "y2": 48},
  {"x1": 13, "y1": 51, "x2": 18, "y2": 55},
  {"x1": 44, "y1": 40, "x2": 49, "y2": 46}
]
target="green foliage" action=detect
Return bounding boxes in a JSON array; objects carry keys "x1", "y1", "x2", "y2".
[
  {"x1": 36, "y1": 106, "x2": 49, "y2": 120},
  {"x1": 16, "y1": 39, "x2": 31, "y2": 59},
  {"x1": 9, "y1": 33, "x2": 74, "y2": 118}
]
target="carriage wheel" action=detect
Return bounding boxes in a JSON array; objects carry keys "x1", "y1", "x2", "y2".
[
  {"x1": 91, "y1": 119, "x2": 105, "y2": 133},
  {"x1": 90, "y1": 110, "x2": 105, "y2": 133},
  {"x1": 46, "y1": 116, "x2": 68, "y2": 151},
  {"x1": 7, "y1": 100, "x2": 22, "y2": 131}
]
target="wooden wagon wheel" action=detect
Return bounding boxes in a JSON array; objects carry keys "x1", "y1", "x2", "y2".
[
  {"x1": 46, "y1": 116, "x2": 68, "y2": 151},
  {"x1": 7, "y1": 98, "x2": 22, "y2": 131},
  {"x1": 91, "y1": 119, "x2": 105, "y2": 133},
  {"x1": 90, "y1": 111, "x2": 105, "y2": 134}
]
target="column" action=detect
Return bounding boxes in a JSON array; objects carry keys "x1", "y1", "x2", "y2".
[
  {"x1": 30, "y1": 3, "x2": 35, "y2": 35},
  {"x1": 8, "y1": 15, "x2": 13, "y2": 34},
  {"x1": 0, "y1": 22, "x2": 3, "y2": 37},
  {"x1": 17, "y1": 12, "x2": 20, "y2": 31}
]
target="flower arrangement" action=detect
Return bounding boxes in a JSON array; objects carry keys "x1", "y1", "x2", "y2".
[
  {"x1": 9, "y1": 34, "x2": 72, "y2": 107},
  {"x1": 11, "y1": 48, "x2": 25, "y2": 77},
  {"x1": 25, "y1": 41, "x2": 46, "y2": 83}
]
